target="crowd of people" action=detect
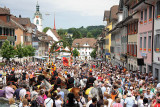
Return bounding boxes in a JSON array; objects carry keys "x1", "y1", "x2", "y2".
[{"x1": 0, "y1": 60, "x2": 160, "y2": 107}]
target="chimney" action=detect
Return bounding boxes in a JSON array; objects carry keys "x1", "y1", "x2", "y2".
[{"x1": 19, "y1": 15, "x2": 21, "y2": 18}]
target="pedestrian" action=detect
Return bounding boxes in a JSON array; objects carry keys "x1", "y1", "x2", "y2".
[
  {"x1": 44, "y1": 93, "x2": 53, "y2": 107},
  {"x1": 89, "y1": 97, "x2": 97, "y2": 107},
  {"x1": 5, "y1": 82, "x2": 15, "y2": 99},
  {"x1": 55, "y1": 94, "x2": 63, "y2": 107}
]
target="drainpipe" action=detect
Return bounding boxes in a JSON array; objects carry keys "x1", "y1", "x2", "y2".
[{"x1": 143, "y1": 1, "x2": 154, "y2": 73}]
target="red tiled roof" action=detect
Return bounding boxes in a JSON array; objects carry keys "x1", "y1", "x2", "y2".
[
  {"x1": 103, "y1": 11, "x2": 110, "y2": 21},
  {"x1": 110, "y1": 5, "x2": 119, "y2": 20},
  {"x1": 50, "y1": 29, "x2": 61, "y2": 40},
  {"x1": 0, "y1": 7, "x2": 10, "y2": 15},
  {"x1": 72, "y1": 38, "x2": 97, "y2": 48},
  {"x1": 0, "y1": 19, "x2": 16, "y2": 29}
]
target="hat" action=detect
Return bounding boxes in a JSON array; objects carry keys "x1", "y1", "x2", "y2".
[{"x1": 127, "y1": 93, "x2": 131, "y2": 96}]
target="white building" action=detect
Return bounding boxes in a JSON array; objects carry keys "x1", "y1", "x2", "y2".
[
  {"x1": 33, "y1": 2, "x2": 43, "y2": 32},
  {"x1": 72, "y1": 38, "x2": 97, "y2": 60}
]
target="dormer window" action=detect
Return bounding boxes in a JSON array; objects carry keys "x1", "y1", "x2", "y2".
[
  {"x1": 7, "y1": 15, "x2": 10, "y2": 22},
  {"x1": 76, "y1": 43, "x2": 79, "y2": 46},
  {"x1": 86, "y1": 43, "x2": 88, "y2": 45}
]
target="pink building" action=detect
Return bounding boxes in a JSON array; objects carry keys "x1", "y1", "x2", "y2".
[{"x1": 132, "y1": 1, "x2": 154, "y2": 73}]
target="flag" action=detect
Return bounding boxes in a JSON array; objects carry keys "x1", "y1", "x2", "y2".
[
  {"x1": 55, "y1": 47, "x2": 61, "y2": 52},
  {"x1": 63, "y1": 57, "x2": 69, "y2": 66}
]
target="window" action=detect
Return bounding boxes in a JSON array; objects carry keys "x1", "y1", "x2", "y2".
[
  {"x1": 148, "y1": 33, "x2": 151, "y2": 52},
  {"x1": 134, "y1": 44, "x2": 137, "y2": 56},
  {"x1": 36, "y1": 19, "x2": 39, "y2": 24},
  {"x1": 144, "y1": 36, "x2": 146, "y2": 50},
  {"x1": 141, "y1": 11, "x2": 143, "y2": 21},
  {"x1": 0, "y1": 27, "x2": 2, "y2": 35},
  {"x1": 7, "y1": 15, "x2": 10, "y2": 22},
  {"x1": 86, "y1": 52, "x2": 87, "y2": 55},
  {"x1": 140, "y1": 37, "x2": 142, "y2": 50},
  {"x1": 149, "y1": 6, "x2": 152, "y2": 19},
  {"x1": 144, "y1": 9, "x2": 147, "y2": 21},
  {"x1": 15, "y1": 35, "x2": 17, "y2": 41},
  {"x1": 156, "y1": 1, "x2": 160, "y2": 18},
  {"x1": 106, "y1": 39, "x2": 109, "y2": 45},
  {"x1": 155, "y1": 34, "x2": 160, "y2": 52}
]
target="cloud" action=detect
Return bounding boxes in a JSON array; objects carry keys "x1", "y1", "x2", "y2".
[
  {"x1": 40, "y1": 0, "x2": 119, "y2": 16},
  {"x1": 0, "y1": 0, "x2": 119, "y2": 28}
]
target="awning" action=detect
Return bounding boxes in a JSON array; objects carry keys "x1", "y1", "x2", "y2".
[
  {"x1": 34, "y1": 56, "x2": 46, "y2": 60},
  {"x1": 106, "y1": 53, "x2": 111, "y2": 56}
]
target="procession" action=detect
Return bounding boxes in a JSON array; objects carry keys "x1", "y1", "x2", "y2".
[
  {"x1": 0, "y1": 59, "x2": 159, "y2": 107},
  {"x1": 1, "y1": 0, "x2": 160, "y2": 106}
]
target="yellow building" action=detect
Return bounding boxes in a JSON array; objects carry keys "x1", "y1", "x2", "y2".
[{"x1": 105, "y1": 22, "x2": 112, "y2": 60}]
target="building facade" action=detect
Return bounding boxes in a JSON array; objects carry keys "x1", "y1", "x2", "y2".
[
  {"x1": 153, "y1": 0, "x2": 160, "y2": 81},
  {"x1": 72, "y1": 38, "x2": 97, "y2": 61},
  {"x1": 0, "y1": 7, "x2": 16, "y2": 48}
]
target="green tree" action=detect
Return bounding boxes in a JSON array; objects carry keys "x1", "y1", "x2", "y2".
[
  {"x1": 23, "y1": 46, "x2": 29, "y2": 57},
  {"x1": 58, "y1": 29, "x2": 67, "y2": 37},
  {"x1": 25, "y1": 45, "x2": 36, "y2": 57},
  {"x1": 90, "y1": 49, "x2": 97, "y2": 59},
  {"x1": 16, "y1": 44, "x2": 24, "y2": 61},
  {"x1": 72, "y1": 48, "x2": 79, "y2": 58},
  {"x1": 1, "y1": 40, "x2": 16, "y2": 60},
  {"x1": 43, "y1": 27, "x2": 51, "y2": 33},
  {"x1": 87, "y1": 32, "x2": 93, "y2": 38}
]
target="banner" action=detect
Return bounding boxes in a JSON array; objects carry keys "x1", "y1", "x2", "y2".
[
  {"x1": 55, "y1": 47, "x2": 61, "y2": 52},
  {"x1": 63, "y1": 57, "x2": 69, "y2": 66}
]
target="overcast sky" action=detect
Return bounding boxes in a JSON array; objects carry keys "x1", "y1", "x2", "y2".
[{"x1": 0, "y1": 0, "x2": 119, "y2": 29}]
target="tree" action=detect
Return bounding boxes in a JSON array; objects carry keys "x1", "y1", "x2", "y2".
[
  {"x1": 23, "y1": 46, "x2": 29, "y2": 57},
  {"x1": 43, "y1": 27, "x2": 51, "y2": 33},
  {"x1": 87, "y1": 32, "x2": 93, "y2": 38},
  {"x1": 16, "y1": 44, "x2": 24, "y2": 62},
  {"x1": 72, "y1": 48, "x2": 79, "y2": 58},
  {"x1": 1, "y1": 40, "x2": 16, "y2": 60},
  {"x1": 90, "y1": 49, "x2": 97, "y2": 59},
  {"x1": 25, "y1": 45, "x2": 36, "y2": 57}
]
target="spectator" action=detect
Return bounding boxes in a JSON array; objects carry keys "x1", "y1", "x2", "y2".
[
  {"x1": 89, "y1": 97, "x2": 97, "y2": 107},
  {"x1": 36, "y1": 90, "x2": 45, "y2": 107},
  {"x1": 57, "y1": 88, "x2": 64, "y2": 100},
  {"x1": 97, "y1": 94, "x2": 104, "y2": 107},
  {"x1": 137, "y1": 94, "x2": 144, "y2": 107},
  {"x1": 19, "y1": 84, "x2": 27, "y2": 99},
  {"x1": 9, "y1": 98, "x2": 18, "y2": 107},
  {"x1": 31, "y1": 86, "x2": 38, "y2": 99},
  {"x1": 55, "y1": 94, "x2": 63, "y2": 107},
  {"x1": 0, "y1": 85, "x2": 5, "y2": 97},
  {"x1": 103, "y1": 100, "x2": 109, "y2": 107},
  {"x1": 13, "y1": 84, "x2": 22, "y2": 100},
  {"x1": 113, "y1": 98, "x2": 123, "y2": 107},
  {"x1": 44, "y1": 93, "x2": 53, "y2": 107},
  {"x1": 124, "y1": 93, "x2": 135, "y2": 107},
  {"x1": 5, "y1": 82, "x2": 15, "y2": 99}
]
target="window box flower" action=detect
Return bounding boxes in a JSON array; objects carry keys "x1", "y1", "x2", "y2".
[
  {"x1": 140, "y1": 48, "x2": 142, "y2": 50},
  {"x1": 144, "y1": 48, "x2": 146, "y2": 51},
  {"x1": 148, "y1": 49, "x2": 151, "y2": 52},
  {"x1": 144, "y1": 20, "x2": 147, "y2": 23},
  {"x1": 149, "y1": 18, "x2": 152, "y2": 22},
  {"x1": 157, "y1": 15, "x2": 160, "y2": 19},
  {"x1": 156, "y1": 48, "x2": 159, "y2": 52},
  {"x1": 140, "y1": 21, "x2": 143, "y2": 24}
]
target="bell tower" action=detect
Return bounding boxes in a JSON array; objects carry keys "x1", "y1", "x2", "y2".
[{"x1": 34, "y1": 1, "x2": 42, "y2": 32}]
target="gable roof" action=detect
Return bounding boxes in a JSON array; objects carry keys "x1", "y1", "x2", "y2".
[
  {"x1": 72, "y1": 38, "x2": 97, "y2": 48},
  {"x1": 103, "y1": 11, "x2": 110, "y2": 21},
  {"x1": 110, "y1": 5, "x2": 119, "y2": 21},
  {"x1": 17, "y1": 18, "x2": 31, "y2": 26},
  {"x1": 50, "y1": 29, "x2": 61, "y2": 40},
  {"x1": 0, "y1": 19, "x2": 16, "y2": 28}
]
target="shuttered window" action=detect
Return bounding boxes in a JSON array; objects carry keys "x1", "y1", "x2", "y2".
[
  {"x1": 140, "y1": 37, "x2": 142, "y2": 50},
  {"x1": 144, "y1": 36, "x2": 147, "y2": 51}
]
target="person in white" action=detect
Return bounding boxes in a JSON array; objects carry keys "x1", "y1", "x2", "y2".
[
  {"x1": 19, "y1": 85, "x2": 27, "y2": 99},
  {"x1": 86, "y1": 95, "x2": 92, "y2": 107},
  {"x1": 55, "y1": 94, "x2": 63, "y2": 107},
  {"x1": 44, "y1": 93, "x2": 53, "y2": 107}
]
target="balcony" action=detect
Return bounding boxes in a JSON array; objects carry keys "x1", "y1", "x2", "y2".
[{"x1": 131, "y1": 0, "x2": 155, "y2": 11}]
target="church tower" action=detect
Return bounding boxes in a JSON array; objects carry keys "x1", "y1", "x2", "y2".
[{"x1": 34, "y1": 2, "x2": 42, "y2": 32}]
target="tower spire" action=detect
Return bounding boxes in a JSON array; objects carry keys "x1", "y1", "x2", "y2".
[
  {"x1": 54, "y1": 13, "x2": 56, "y2": 30},
  {"x1": 36, "y1": 1, "x2": 39, "y2": 12}
]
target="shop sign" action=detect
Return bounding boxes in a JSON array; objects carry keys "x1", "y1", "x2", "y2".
[{"x1": 0, "y1": 36, "x2": 7, "y2": 40}]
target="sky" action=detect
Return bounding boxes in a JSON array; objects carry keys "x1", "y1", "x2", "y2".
[{"x1": 0, "y1": 0, "x2": 119, "y2": 29}]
